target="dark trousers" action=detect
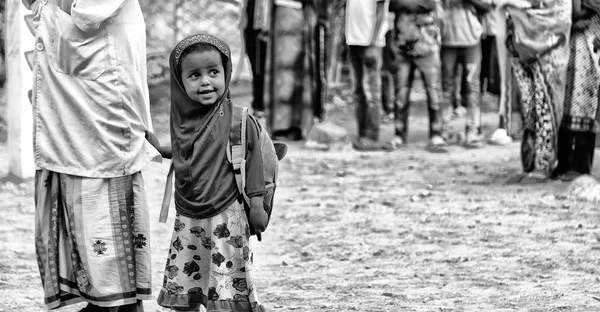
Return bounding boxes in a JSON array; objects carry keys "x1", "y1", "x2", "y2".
[
  {"x1": 442, "y1": 44, "x2": 482, "y2": 133},
  {"x1": 480, "y1": 35, "x2": 500, "y2": 96},
  {"x1": 555, "y1": 129, "x2": 596, "y2": 176},
  {"x1": 395, "y1": 52, "x2": 444, "y2": 140},
  {"x1": 381, "y1": 30, "x2": 398, "y2": 115},
  {"x1": 245, "y1": 30, "x2": 268, "y2": 112},
  {"x1": 348, "y1": 45, "x2": 383, "y2": 141}
]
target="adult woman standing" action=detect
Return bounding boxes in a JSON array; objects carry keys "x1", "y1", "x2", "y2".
[
  {"x1": 498, "y1": 0, "x2": 572, "y2": 183},
  {"x1": 553, "y1": 0, "x2": 600, "y2": 181},
  {"x1": 24, "y1": 0, "x2": 158, "y2": 311}
]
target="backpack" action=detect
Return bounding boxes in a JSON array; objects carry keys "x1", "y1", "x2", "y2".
[
  {"x1": 158, "y1": 106, "x2": 288, "y2": 236},
  {"x1": 227, "y1": 106, "x2": 287, "y2": 239}
]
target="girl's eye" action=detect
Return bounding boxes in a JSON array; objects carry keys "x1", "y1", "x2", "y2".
[{"x1": 210, "y1": 69, "x2": 219, "y2": 76}]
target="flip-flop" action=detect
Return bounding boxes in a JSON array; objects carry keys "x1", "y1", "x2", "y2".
[{"x1": 352, "y1": 137, "x2": 389, "y2": 151}]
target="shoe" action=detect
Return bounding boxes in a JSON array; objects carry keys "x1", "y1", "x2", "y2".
[
  {"x1": 352, "y1": 137, "x2": 393, "y2": 151},
  {"x1": 464, "y1": 131, "x2": 483, "y2": 149},
  {"x1": 558, "y1": 170, "x2": 583, "y2": 182},
  {"x1": 304, "y1": 139, "x2": 329, "y2": 151},
  {"x1": 390, "y1": 136, "x2": 405, "y2": 149},
  {"x1": 382, "y1": 112, "x2": 395, "y2": 124},
  {"x1": 427, "y1": 135, "x2": 448, "y2": 153},
  {"x1": 488, "y1": 129, "x2": 513, "y2": 145},
  {"x1": 519, "y1": 172, "x2": 548, "y2": 184},
  {"x1": 452, "y1": 106, "x2": 467, "y2": 119}
]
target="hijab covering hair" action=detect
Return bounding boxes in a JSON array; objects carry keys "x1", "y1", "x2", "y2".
[{"x1": 169, "y1": 34, "x2": 239, "y2": 217}]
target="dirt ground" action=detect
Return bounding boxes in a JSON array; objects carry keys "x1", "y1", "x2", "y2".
[{"x1": 2, "y1": 81, "x2": 600, "y2": 312}]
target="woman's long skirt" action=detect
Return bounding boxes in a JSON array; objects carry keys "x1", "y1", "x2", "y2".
[
  {"x1": 34, "y1": 170, "x2": 152, "y2": 310},
  {"x1": 507, "y1": 26, "x2": 570, "y2": 177}
]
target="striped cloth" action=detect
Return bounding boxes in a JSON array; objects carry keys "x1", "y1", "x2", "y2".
[{"x1": 34, "y1": 170, "x2": 152, "y2": 309}]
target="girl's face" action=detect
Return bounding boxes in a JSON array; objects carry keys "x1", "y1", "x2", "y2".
[{"x1": 180, "y1": 49, "x2": 226, "y2": 106}]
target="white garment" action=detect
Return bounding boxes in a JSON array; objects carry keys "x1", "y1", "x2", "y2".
[
  {"x1": 345, "y1": 0, "x2": 389, "y2": 47},
  {"x1": 32, "y1": 0, "x2": 159, "y2": 178}
]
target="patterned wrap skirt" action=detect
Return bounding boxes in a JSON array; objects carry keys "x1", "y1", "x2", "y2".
[
  {"x1": 34, "y1": 170, "x2": 152, "y2": 309},
  {"x1": 157, "y1": 199, "x2": 266, "y2": 312},
  {"x1": 506, "y1": 15, "x2": 571, "y2": 176},
  {"x1": 563, "y1": 14, "x2": 600, "y2": 133}
]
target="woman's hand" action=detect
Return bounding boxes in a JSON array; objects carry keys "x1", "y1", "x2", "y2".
[
  {"x1": 497, "y1": 0, "x2": 531, "y2": 9},
  {"x1": 145, "y1": 131, "x2": 173, "y2": 159},
  {"x1": 248, "y1": 196, "x2": 268, "y2": 241}
]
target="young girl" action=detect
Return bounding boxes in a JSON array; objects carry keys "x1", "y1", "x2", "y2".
[{"x1": 148, "y1": 34, "x2": 269, "y2": 312}]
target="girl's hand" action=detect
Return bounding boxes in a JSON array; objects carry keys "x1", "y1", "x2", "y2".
[{"x1": 248, "y1": 196, "x2": 268, "y2": 241}]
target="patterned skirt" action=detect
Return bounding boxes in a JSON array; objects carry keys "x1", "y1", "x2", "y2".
[
  {"x1": 506, "y1": 21, "x2": 570, "y2": 176},
  {"x1": 157, "y1": 199, "x2": 266, "y2": 312},
  {"x1": 563, "y1": 14, "x2": 600, "y2": 133},
  {"x1": 34, "y1": 170, "x2": 152, "y2": 309}
]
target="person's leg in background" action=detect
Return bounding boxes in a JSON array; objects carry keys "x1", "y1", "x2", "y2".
[
  {"x1": 363, "y1": 45, "x2": 384, "y2": 141},
  {"x1": 348, "y1": 45, "x2": 369, "y2": 139},
  {"x1": 393, "y1": 53, "x2": 416, "y2": 146},
  {"x1": 245, "y1": 29, "x2": 268, "y2": 116},
  {"x1": 453, "y1": 65, "x2": 466, "y2": 118},
  {"x1": 348, "y1": 45, "x2": 387, "y2": 150},
  {"x1": 441, "y1": 46, "x2": 460, "y2": 141},
  {"x1": 381, "y1": 30, "x2": 397, "y2": 122},
  {"x1": 461, "y1": 43, "x2": 483, "y2": 148},
  {"x1": 415, "y1": 52, "x2": 447, "y2": 152}
]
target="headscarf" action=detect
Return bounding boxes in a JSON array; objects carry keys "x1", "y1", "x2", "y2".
[{"x1": 169, "y1": 34, "x2": 238, "y2": 216}]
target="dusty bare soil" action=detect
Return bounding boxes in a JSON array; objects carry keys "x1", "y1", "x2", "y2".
[{"x1": 2, "y1": 81, "x2": 600, "y2": 312}]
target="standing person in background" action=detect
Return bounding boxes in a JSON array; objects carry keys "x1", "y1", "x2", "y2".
[
  {"x1": 346, "y1": 0, "x2": 393, "y2": 151},
  {"x1": 498, "y1": 0, "x2": 571, "y2": 183},
  {"x1": 440, "y1": 0, "x2": 493, "y2": 148},
  {"x1": 23, "y1": 0, "x2": 159, "y2": 311},
  {"x1": 241, "y1": 0, "x2": 272, "y2": 123},
  {"x1": 381, "y1": 12, "x2": 398, "y2": 124},
  {"x1": 553, "y1": 0, "x2": 600, "y2": 181},
  {"x1": 389, "y1": 0, "x2": 448, "y2": 152},
  {"x1": 268, "y1": 0, "x2": 326, "y2": 141},
  {"x1": 484, "y1": 6, "x2": 515, "y2": 146}
]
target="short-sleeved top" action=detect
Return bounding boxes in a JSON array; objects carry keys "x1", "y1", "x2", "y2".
[
  {"x1": 441, "y1": 0, "x2": 484, "y2": 47},
  {"x1": 345, "y1": 0, "x2": 390, "y2": 47}
]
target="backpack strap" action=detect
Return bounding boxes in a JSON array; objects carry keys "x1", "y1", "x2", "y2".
[
  {"x1": 159, "y1": 161, "x2": 175, "y2": 223},
  {"x1": 227, "y1": 106, "x2": 250, "y2": 205}
]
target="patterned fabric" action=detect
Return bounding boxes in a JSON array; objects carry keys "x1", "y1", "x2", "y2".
[
  {"x1": 34, "y1": 170, "x2": 152, "y2": 309},
  {"x1": 506, "y1": 4, "x2": 571, "y2": 176},
  {"x1": 394, "y1": 11, "x2": 441, "y2": 57},
  {"x1": 157, "y1": 200, "x2": 266, "y2": 312},
  {"x1": 563, "y1": 14, "x2": 600, "y2": 132}
]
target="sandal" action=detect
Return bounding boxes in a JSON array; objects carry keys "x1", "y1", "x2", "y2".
[
  {"x1": 427, "y1": 135, "x2": 448, "y2": 153},
  {"x1": 352, "y1": 137, "x2": 390, "y2": 152},
  {"x1": 519, "y1": 172, "x2": 548, "y2": 184},
  {"x1": 390, "y1": 136, "x2": 405, "y2": 149}
]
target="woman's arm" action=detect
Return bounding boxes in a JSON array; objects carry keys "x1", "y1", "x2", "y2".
[{"x1": 70, "y1": 0, "x2": 128, "y2": 32}]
